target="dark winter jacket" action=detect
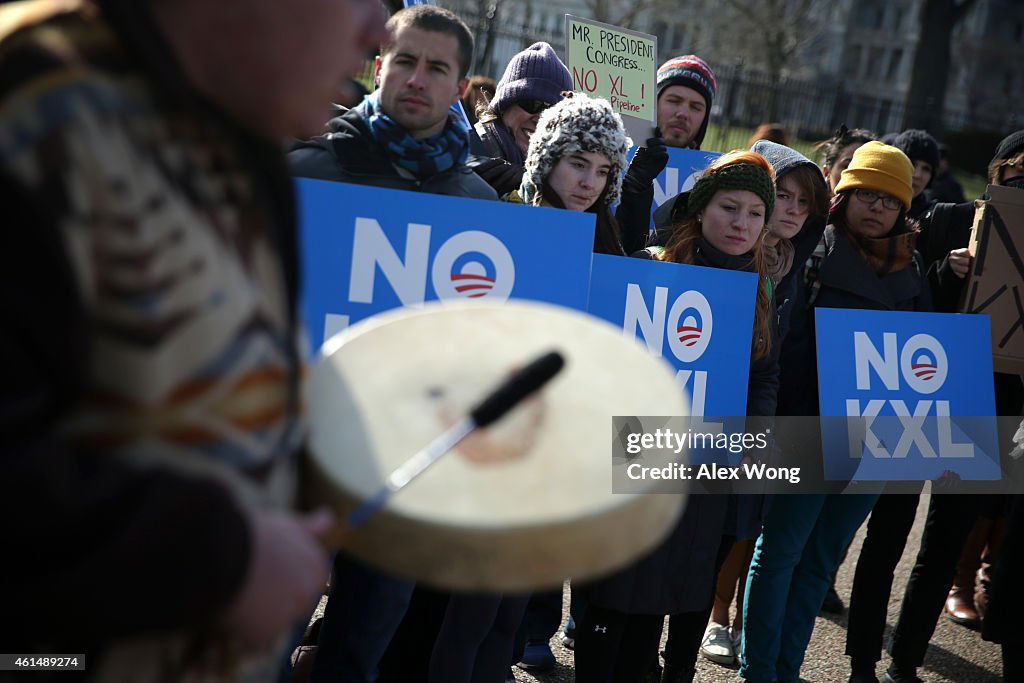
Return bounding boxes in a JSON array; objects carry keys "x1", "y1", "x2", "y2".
[
  {"x1": 908, "y1": 191, "x2": 933, "y2": 222},
  {"x1": 288, "y1": 101, "x2": 497, "y2": 200},
  {"x1": 777, "y1": 227, "x2": 932, "y2": 418},
  {"x1": 580, "y1": 241, "x2": 779, "y2": 614}
]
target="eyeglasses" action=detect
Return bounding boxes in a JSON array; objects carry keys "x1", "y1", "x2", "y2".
[
  {"x1": 516, "y1": 99, "x2": 554, "y2": 115},
  {"x1": 853, "y1": 188, "x2": 902, "y2": 211}
]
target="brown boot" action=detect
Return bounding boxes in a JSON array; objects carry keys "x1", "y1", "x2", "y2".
[
  {"x1": 975, "y1": 514, "x2": 1006, "y2": 620},
  {"x1": 945, "y1": 517, "x2": 987, "y2": 628}
]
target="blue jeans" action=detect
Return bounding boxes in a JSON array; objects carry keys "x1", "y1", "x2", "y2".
[
  {"x1": 739, "y1": 493, "x2": 879, "y2": 682},
  {"x1": 311, "y1": 553, "x2": 415, "y2": 683}
]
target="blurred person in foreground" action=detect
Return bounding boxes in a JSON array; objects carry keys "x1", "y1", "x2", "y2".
[{"x1": 0, "y1": 0, "x2": 387, "y2": 680}]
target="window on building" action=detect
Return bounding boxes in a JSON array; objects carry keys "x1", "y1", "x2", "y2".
[
  {"x1": 875, "y1": 7, "x2": 885, "y2": 28},
  {"x1": 1016, "y1": 21, "x2": 1023, "y2": 43},
  {"x1": 892, "y1": 8, "x2": 904, "y2": 32},
  {"x1": 847, "y1": 44, "x2": 864, "y2": 78},
  {"x1": 861, "y1": 49, "x2": 882, "y2": 80},
  {"x1": 888, "y1": 48, "x2": 903, "y2": 79}
]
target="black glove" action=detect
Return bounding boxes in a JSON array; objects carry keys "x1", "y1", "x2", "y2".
[
  {"x1": 472, "y1": 157, "x2": 525, "y2": 196},
  {"x1": 622, "y1": 132, "x2": 669, "y2": 193}
]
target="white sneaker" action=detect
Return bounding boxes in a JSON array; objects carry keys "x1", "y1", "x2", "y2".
[{"x1": 699, "y1": 623, "x2": 736, "y2": 666}]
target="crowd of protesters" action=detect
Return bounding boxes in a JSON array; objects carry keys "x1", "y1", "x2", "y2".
[{"x1": 2, "y1": 2, "x2": 1022, "y2": 683}]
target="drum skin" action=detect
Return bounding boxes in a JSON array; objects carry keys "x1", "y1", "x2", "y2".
[{"x1": 305, "y1": 300, "x2": 688, "y2": 591}]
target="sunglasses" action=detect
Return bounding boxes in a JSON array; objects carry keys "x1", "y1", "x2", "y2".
[{"x1": 517, "y1": 99, "x2": 554, "y2": 115}]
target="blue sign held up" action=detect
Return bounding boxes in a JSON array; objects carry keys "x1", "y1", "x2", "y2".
[
  {"x1": 586, "y1": 253, "x2": 757, "y2": 418},
  {"x1": 815, "y1": 308, "x2": 1000, "y2": 481},
  {"x1": 297, "y1": 179, "x2": 595, "y2": 350}
]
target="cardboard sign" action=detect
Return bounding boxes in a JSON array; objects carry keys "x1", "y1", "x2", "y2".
[
  {"x1": 587, "y1": 253, "x2": 757, "y2": 417},
  {"x1": 297, "y1": 179, "x2": 595, "y2": 350},
  {"x1": 565, "y1": 15, "x2": 657, "y2": 142},
  {"x1": 815, "y1": 308, "x2": 999, "y2": 481},
  {"x1": 962, "y1": 184, "x2": 1024, "y2": 373}
]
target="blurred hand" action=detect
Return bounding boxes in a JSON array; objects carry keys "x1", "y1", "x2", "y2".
[
  {"x1": 221, "y1": 508, "x2": 334, "y2": 650},
  {"x1": 948, "y1": 247, "x2": 971, "y2": 279}
]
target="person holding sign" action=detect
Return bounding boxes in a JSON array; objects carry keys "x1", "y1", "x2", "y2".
[
  {"x1": 741, "y1": 142, "x2": 930, "y2": 683},
  {"x1": 506, "y1": 92, "x2": 633, "y2": 256},
  {"x1": 576, "y1": 151, "x2": 779, "y2": 683},
  {"x1": 863, "y1": 130, "x2": 1024, "y2": 683},
  {"x1": 469, "y1": 42, "x2": 573, "y2": 196},
  {"x1": 655, "y1": 55, "x2": 717, "y2": 151},
  {"x1": 696, "y1": 141, "x2": 829, "y2": 669}
]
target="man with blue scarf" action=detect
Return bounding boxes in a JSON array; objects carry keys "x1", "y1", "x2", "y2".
[
  {"x1": 289, "y1": 6, "x2": 494, "y2": 682},
  {"x1": 289, "y1": 4, "x2": 495, "y2": 202}
]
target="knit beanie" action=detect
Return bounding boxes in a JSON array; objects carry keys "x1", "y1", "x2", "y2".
[
  {"x1": 992, "y1": 129, "x2": 1024, "y2": 166},
  {"x1": 685, "y1": 159, "x2": 776, "y2": 220},
  {"x1": 656, "y1": 55, "x2": 717, "y2": 105},
  {"x1": 522, "y1": 94, "x2": 633, "y2": 207},
  {"x1": 490, "y1": 42, "x2": 572, "y2": 115},
  {"x1": 834, "y1": 141, "x2": 914, "y2": 210},
  {"x1": 893, "y1": 129, "x2": 940, "y2": 172}
]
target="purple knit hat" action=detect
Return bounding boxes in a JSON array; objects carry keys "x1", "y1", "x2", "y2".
[{"x1": 490, "y1": 42, "x2": 572, "y2": 115}]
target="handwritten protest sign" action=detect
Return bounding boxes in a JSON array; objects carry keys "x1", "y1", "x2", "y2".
[{"x1": 565, "y1": 15, "x2": 656, "y2": 142}]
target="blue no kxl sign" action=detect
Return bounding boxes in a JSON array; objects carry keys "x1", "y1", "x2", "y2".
[
  {"x1": 297, "y1": 180, "x2": 595, "y2": 351},
  {"x1": 815, "y1": 308, "x2": 1000, "y2": 481},
  {"x1": 587, "y1": 253, "x2": 757, "y2": 418}
]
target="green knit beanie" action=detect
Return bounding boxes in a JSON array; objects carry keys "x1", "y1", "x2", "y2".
[{"x1": 685, "y1": 162, "x2": 776, "y2": 220}]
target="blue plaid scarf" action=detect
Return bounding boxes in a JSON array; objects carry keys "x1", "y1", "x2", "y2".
[{"x1": 366, "y1": 91, "x2": 470, "y2": 180}]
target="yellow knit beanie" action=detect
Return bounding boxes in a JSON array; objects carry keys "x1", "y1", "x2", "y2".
[{"x1": 834, "y1": 141, "x2": 914, "y2": 210}]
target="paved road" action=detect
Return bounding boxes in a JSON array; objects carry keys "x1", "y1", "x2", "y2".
[{"x1": 512, "y1": 493, "x2": 1003, "y2": 682}]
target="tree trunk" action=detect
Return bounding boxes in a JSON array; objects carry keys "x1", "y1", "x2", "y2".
[{"x1": 902, "y1": 0, "x2": 976, "y2": 132}]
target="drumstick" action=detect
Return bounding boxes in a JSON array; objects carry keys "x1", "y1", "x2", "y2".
[{"x1": 343, "y1": 350, "x2": 565, "y2": 533}]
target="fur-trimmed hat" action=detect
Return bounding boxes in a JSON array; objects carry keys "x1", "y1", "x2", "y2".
[
  {"x1": 522, "y1": 93, "x2": 633, "y2": 207},
  {"x1": 490, "y1": 42, "x2": 572, "y2": 115}
]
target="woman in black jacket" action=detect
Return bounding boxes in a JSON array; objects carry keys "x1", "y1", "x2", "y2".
[{"x1": 574, "y1": 150, "x2": 780, "y2": 683}]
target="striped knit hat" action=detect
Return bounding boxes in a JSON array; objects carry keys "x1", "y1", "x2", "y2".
[{"x1": 656, "y1": 55, "x2": 717, "y2": 104}]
